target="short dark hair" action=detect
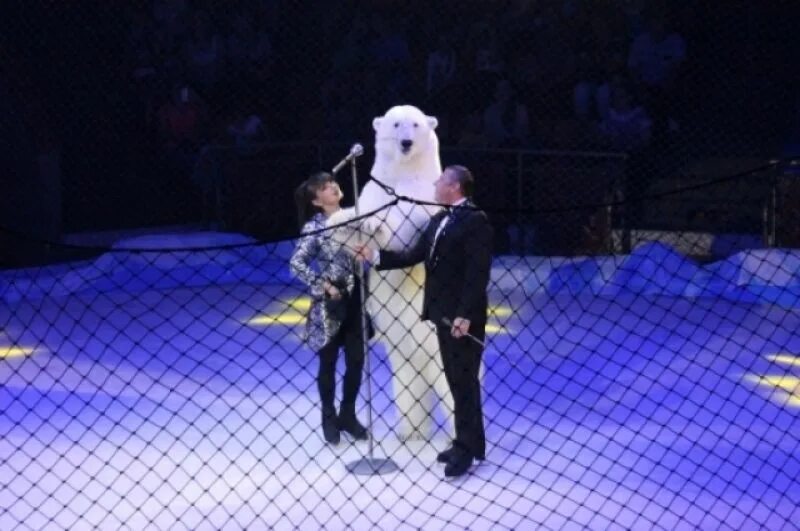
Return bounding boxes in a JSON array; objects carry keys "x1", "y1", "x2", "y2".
[
  {"x1": 445, "y1": 164, "x2": 474, "y2": 198},
  {"x1": 294, "y1": 171, "x2": 335, "y2": 228}
]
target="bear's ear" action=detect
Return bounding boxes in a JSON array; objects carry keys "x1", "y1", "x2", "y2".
[
  {"x1": 427, "y1": 116, "x2": 438, "y2": 130},
  {"x1": 373, "y1": 117, "x2": 383, "y2": 131}
]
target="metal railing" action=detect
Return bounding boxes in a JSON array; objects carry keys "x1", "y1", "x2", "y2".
[
  {"x1": 52, "y1": 141, "x2": 790, "y2": 258},
  {"x1": 189, "y1": 141, "x2": 628, "y2": 255}
]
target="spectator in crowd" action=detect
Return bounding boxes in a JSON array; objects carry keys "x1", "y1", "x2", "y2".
[
  {"x1": 152, "y1": 0, "x2": 187, "y2": 30},
  {"x1": 498, "y1": 0, "x2": 538, "y2": 43},
  {"x1": 152, "y1": 0, "x2": 188, "y2": 47},
  {"x1": 369, "y1": 16, "x2": 410, "y2": 70},
  {"x1": 627, "y1": 13, "x2": 686, "y2": 90},
  {"x1": 125, "y1": 8, "x2": 162, "y2": 121},
  {"x1": 369, "y1": 16, "x2": 412, "y2": 102},
  {"x1": 319, "y1": 78, "x2": 357, "y2": 142},
  {"x1": 482, "y1": 79, "x2": 530, "y2": 147},
  {"x1": 190, "y1": 105, "x2": 265, "y2": 228},
  {"x1": 628, "y1": 12, "x2": 686, "y2": 138},
  {"x1": 226, "y1": 12, "x2": 273, "y2": 80},
  {"x1": 426, "y1": 35, "x2": 457, "y2": 98},
  {"x1": 572, "y1": 5, "x2": 628, "y2": 120},
  {"x1": 507, "y1": 46, "x2": 539, "y2": 99},
  {"x1": 184, "y1": 11, "x2": 222, "y2": 91},
  {"x1": 152, "y1": 23, "x2": 185, "y2": 82},
  {"x1": 157, "y1": 83, "x2": 208, "y2": 182},
  {"x1": 474, "y1": 28, "x2": 504, "y2": 77},
  {"x1": 126, "y1": 8, "x2": 158, "y2": 82},
  {"x1": 331, "y1": 14, "x2": 370, "y2": 74},
  {"x1": 457, "y1": 110, "x2": 488, "y2": 149},
  {"x1": 783, "y1": 97, "x2": 800, "y2": 155},
  {"x1": 594, "y1": 53, "x2": 629, "y2": 120},
  {"x1": 471, "y1": 23, "x2": 505, "y2": 105},
  {"x1": 597, "y1": 83, "x2": 651, "y2": 152},
  {"x1": 572, "y1": 49, "x2": 601, "y2": 119},
  {"x1": 622, "y1": 0, "x2": 649, "y2": 38},
  {"x1": 226, "y1": 108, "x2": 266, "y2": 154}
]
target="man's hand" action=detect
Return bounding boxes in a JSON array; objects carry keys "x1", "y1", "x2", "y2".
[{"x1": 450, "y1": 317, "x2": 471, "y2": 338}]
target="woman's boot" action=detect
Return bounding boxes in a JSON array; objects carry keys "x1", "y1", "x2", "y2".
[
  {"x1": 337, "y1": 403, "x2": 368, "y2": 440},
  {"x1": 322, "y1": 406, "x2": 340, "y2": 445}
]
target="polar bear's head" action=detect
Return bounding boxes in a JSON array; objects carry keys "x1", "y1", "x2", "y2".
[{"x1": 371, "y1": 105, "x2": 442, "y2": 184}]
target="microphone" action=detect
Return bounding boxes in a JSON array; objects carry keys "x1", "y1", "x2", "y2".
[
  {"x1": 441, "y1": 317, "x2": 485, "y2": 347},
  {"x1": 331, "y1": 143, "x2": 364, "y2": 174}
]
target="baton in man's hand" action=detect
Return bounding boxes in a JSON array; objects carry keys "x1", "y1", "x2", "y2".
[{"x1": 441, "y1": 317, "x2": 485, "y2": 347}]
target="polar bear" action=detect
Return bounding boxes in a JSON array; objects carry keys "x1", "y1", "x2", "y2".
[{"x1": 328, "y1": 105, "x2": 454, "y2": 440}]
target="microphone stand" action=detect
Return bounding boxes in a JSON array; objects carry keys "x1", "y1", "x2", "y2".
[{"x1": 342, "y1": 152, "x2": 399, "y2": 476}]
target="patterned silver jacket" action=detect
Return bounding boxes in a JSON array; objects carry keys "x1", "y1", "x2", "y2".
[{"x1": 289, "y1": 213, "x2": 357, "y2": 351}]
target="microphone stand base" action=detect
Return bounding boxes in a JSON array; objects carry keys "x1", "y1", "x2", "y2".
[{"x1": 345, "y1": 457, "x2": 400, "y2": 476}]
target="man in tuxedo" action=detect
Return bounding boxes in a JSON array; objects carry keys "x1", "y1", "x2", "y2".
[{"x1": 355, "y1": 165, "x2": 493, "y2": 478}]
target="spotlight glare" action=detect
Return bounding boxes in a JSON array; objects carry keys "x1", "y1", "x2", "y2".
[
  {"x1": 248, "y1": 314, "x2": 306, "y2": 326},
  {"x1": 766, "y1": 354, "x2": 800, "y2": 367},
  {"x1": 747, "y1": 375, "x2": 800, "y2": 407},
  {"x1": 286, "y1": 297, "x2": 311, "y2": 311},
  {"x1": 0, "y1": 347, "x2": 37, "y2": 359},
  {"x1": 488, "y1": 305, "x2": 513, "y2": 317},
  {"x1": 485, "y1": 324, "x2": 508, "y2": 334}
]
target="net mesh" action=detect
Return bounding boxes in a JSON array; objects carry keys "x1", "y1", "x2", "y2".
[{"x1": 2, "y1": 1, "x2": 800, "y2": 530}]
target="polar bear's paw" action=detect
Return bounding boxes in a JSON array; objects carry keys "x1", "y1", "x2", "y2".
[
  {"x1": 360, "y1": 214, "x2": 378, "y2": 234},
  {"x1": 397, "y1": 428, "x2": 427, "y2": 442},
  {"x1": 326, "y1": 208, "x2": 353, "y2": 229},
  {"x1": 325, "y1": 208, "x2": 362, "y2": 250},
  {"x1": 358, "y1": 215, "x2": 383, "y2": 241},
  {"x1": 396, "y1": 421, "x2": 432, "y2": 441}
]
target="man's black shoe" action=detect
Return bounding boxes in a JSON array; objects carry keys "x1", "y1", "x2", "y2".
[
  {"x1": 438, "y1": 446, "x2": 484, "y2": 464},
  {"x1": 444, "y1": 451, "x2": 473, "y2": 478},
  {"x1": 437, "y1": 446, "x2": 458, "y2": 464}
]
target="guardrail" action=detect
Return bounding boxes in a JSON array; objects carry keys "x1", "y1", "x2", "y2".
[
  {"x1": 192, "y1": 141, "x2": 628, "y2": 255},
  {"x1": 50, "y1": 141, "x2": 787, "y2": 258}
]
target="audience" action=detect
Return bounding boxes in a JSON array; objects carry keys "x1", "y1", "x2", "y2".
[
  {"x1": 117, "y1": 0, "x2": 700, "y2": 186},
  {"x1": 628, "y1": 12, "x2": 686, "y2": 138},
  {"x1": 597, "y1": 83, "x2": 652, "y2": 152},
  {"x1": 225, "y1": 13, "x2": 273, "y2": 78},
  {"x1": 482, "y1": 79, "x2": 530, "y2": 148},
  {"x1": 226, "y1": 109, "x2": 266, "y2": 153},
  {"x1": 426, "y1": 36, "x2": 457, "y2": 98},
  {"x1": 157, "y1": 84, "x2": 208, "y2": 166},
  {"x1": 184, "y1": 11, "x2": 223, "y2": 91},
  {"x1": 628, "y1": 14, "x2": 686, "y2": 91}
]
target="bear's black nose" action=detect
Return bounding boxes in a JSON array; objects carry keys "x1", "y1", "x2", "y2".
[{"x1": 401, "y1": 139, "x2": 413, "y2": 149}]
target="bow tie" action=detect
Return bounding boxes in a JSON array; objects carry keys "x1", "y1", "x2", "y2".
[{"x1": 448, "y1": 201, "x2": 470, "y2": 213}]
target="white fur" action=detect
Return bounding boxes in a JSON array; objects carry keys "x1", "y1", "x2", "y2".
[{"x1": 328, "y1": 105, "x2": 453, "y2": 440}]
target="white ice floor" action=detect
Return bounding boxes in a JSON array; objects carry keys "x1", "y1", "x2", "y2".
[{"x1": 1, "y1": 263, "x2": 799, "y2": 529}]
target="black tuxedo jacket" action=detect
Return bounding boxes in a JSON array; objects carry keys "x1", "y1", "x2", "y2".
[{"x1": 377, "y1": 200, "x2": 493, "y2": 330}]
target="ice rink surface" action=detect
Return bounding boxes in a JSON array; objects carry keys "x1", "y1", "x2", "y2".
[{"x1": 1, "y1": 237, "x2": 798, "y2": 529}]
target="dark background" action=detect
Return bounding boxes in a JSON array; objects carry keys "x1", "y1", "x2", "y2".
[{"x1": 1, "y1": 1, "x2": 798, "y2": 265}]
